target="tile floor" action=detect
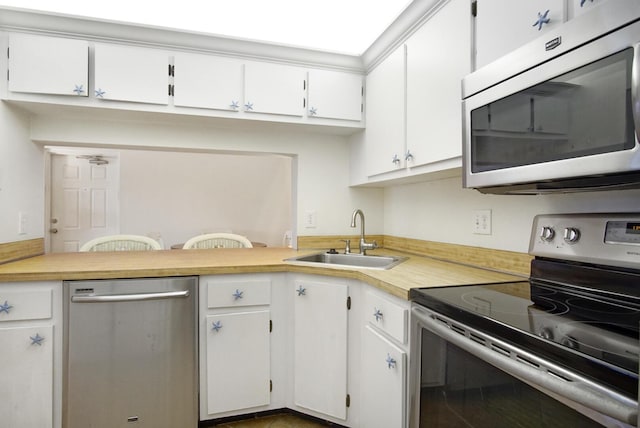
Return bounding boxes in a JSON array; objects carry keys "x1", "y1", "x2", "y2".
[{"x1": 213, "y1": 413, "x2": 330, "y2": 427}]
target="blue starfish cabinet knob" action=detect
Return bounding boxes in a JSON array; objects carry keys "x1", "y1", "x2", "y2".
[
  {"x1": 30, "y1": 333, "x2": 45, "y2": 346},
  {"x1": 73, "y1": 84, "x2": 85, "y2": 95},
  {"x1": 211, "y1": 320, "x2": 223, "y2": 332},
  {"x1": 244, "y1": 102, "x2": 254, "y2": 111},
  {"x1": 580, "y1": 0, "x2": 593, "y2": 6},
  {"x1": 232, "y1": 289, "x2": 244, "y2": 300},
  {"x1": 0, "y1": 300, "x2": 12, "y2": 314},
  {"x1": 533, "y1": 10, "x2": 551, "y2": 31},
  {"x1": 296, "y1": 285, "x2": 306, "y2": 296},
  {"x1": 230, "y1": 100, "x2": 240, "y2": 110},
  {"x1": 373, "y1": 308, "x2": 383, "y2": 322},
  {"x1": 95, "y1": 88, "x2": 106, "y2": 98},
  {"x1": 386, "y1": 354, "x2": 397, "y2": 369},
  {"x1": 309, "y1": 107, "x2": 318, "y2": 116}
]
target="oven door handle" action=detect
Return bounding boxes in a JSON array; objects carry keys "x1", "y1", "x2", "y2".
[{"x1": 413, "y1": 306, "x2": 638, "y2": 426}]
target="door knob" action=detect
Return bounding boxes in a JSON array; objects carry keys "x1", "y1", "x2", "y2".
[{"x1": 49, "y1": 228, "x2": 58, "y2": 234}]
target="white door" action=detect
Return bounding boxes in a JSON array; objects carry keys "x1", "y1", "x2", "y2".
[
  {"x1": 307, "y1": 69, "x2": 363, "y2": 121},
  {"x1": 244, "y1": 61, "x2": 305, "y2": 116},
  {"x1": 205, "y1": 310, "x2": 271, "y2": 414},
  {"x1": 173, "y1": 53, "x2": 244, "y2": 111},
  {"x1": 50, "y1": 154, "x2": 119, "y2": 252},
  {"x1": 293, "y1": 279, "x2": 348, "y2": 420},
  {"x1": 0, "y1": 325, "x2": 54, "y2": 428},
  {"x1": 94, "y1": 43, "x2": 169, "y2": 104},
  {"x1": 360, "y1": 326, "x2": 406, "y2": 428},
  {"x1": 8, "y1": 33, "x2": 88, "y2": 97}
]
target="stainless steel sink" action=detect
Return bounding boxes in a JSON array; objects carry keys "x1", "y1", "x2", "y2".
[{"x1": 286, "y1": 252, "x2": 407, "y2": 270}]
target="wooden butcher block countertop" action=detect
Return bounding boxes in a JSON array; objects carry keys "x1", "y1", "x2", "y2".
[{"x1": 0, "y1": 247, "x2": 526, "y2": 300}]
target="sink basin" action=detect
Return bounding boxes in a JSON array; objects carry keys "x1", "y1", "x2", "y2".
[{"x1": 286, "y1": 252, "x2": 407, "y2": 270}]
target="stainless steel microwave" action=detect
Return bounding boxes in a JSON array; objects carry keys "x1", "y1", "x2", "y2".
[{"x1": 462, "y1": 1, "x2": 640, "y2": 194}]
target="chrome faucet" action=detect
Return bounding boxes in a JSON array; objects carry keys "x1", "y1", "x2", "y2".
[{"x1": 350, "y1": 209, "x2": 378, "y2": 255}]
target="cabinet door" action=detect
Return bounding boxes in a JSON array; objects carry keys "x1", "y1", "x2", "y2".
[
  {"x1": 475, "y1": 0, "x2": 566, "y2": 69},
  {"x1": 205, "y1": 311, "x2": 270, "y2": 414},
  {"x1": 0, "y1": 325, "x2": 54, "y2": 428},
  {"x1": 293, "y1": 280, "x2": 348, "y2": 420},
  {"x1": 307, "y1": 69, "x2": 363, "y2": 121},
  {"x1": 94, "y1": 43, "x2": 169, "y2": 104},
  {"x1": 365, "y1": 45, "x2": 406, "y2": 176},
  {"x1": 173, "y1": 53, "x2": 243, "y2": 111},
  {"x1": 244, "y1": 62, "x2": 305, "y2": 116},
  {"x1": 406, "y1": 0, "x2": 471, "y2": 167},
  {"x1": 8, "y1": 33, "x2": 88, "y2": 97},
  {"x1": 360, "y1": 326, "x2": 406, "y2": 428}
]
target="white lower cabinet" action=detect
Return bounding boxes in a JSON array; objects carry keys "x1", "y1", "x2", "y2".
[
  {"x1": 0, "y1": 282, "x2": 61, "y2": 428},
  {"x1": 199, "y1": 275, "x2": 272, "y2": 420},
  {"x1": 360, "y1": 326, "x2": 407, "y2": 428},
  {"x1": 205, "y1": 311, "x2": 271, "y2": 414},
  {"x1": 292, "y1": 277, "x2": 349, "y2": 421},
  {"x1": 359, "y1": 286, "x2": 410, "y2": 428}
]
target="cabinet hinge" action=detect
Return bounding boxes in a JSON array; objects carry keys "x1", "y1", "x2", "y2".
[
  {"x1": 168, "y1": 64, "x2": 175, "y2": 76},
  {"x1": 269, "y1": 319, "x2": 273, "y2": 332},
  {"x1": 347, "y1": 296, "x2": 351, "y2": 310},
  {"x1": 471, "y1": 0, "x2": 477, "y2": 17},
  {"x1": 346, "y1": 394, "x2": 351, "y2": 407},
  {"x1": 270, "y1": 380, "x2": 273, "y2": 392},
  {"x1": 6, "y1": 47, "x2": 9, "y2": 59},
  {"x1": 303, "y1": 80, "x2": 306, "y2": 91},
  {"x1": 168, "y1": 85, "x2": 175, "y2": 96}
]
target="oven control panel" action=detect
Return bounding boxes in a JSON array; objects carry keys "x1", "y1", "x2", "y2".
[{"x1": 530, "y1": 213, "x2": 640, "y2": 269}]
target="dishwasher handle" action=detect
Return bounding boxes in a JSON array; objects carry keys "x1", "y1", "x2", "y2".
[{"x1": 71, "y1": 290, "x2": 190, "y2": 303}]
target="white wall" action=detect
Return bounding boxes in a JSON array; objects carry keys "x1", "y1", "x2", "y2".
[
  {"x1": 118, "y1": 149, "x2": 292, "y2": 247},
  {"x1": 0, "y1": 103, "x2": 44, "y2": 242},
  {"x1": 384, "y1": 175, "x2": 640, "y2": 253},
  {"x1": 29, "y1": 112, "x2": 384, "y2": 243}
]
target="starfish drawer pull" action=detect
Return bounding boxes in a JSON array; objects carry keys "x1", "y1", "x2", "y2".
[
  {"x1": 30, "y1": 333, "x2": 45, "y2": 346},
  {"x1": 0, "y1": 300, "x2": 12, "y2": 314},
  {"x1": 211, "y1": 320, "x2": 223, "y2": 332},
  {"x1": 386, "y1": 354, "x2": 396, "y2": 369},
  {"x1": 232, "y1": 289, "x2": 244, "y2": 300},
  {"x1": 296, "y1": 285, "x2": 306, "y2": 296}
]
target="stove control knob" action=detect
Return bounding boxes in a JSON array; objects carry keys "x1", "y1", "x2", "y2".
[
  {"x1": 563, "y1": 227, "x2": 581, "y2": 244},
  {"x1": 540, "y1": 226, "x2": 555, "y2": 242}
]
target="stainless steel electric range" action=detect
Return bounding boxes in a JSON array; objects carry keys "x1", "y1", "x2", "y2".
[{"x1": 410, "y1": 213, "x2": 640, "y2": 428}]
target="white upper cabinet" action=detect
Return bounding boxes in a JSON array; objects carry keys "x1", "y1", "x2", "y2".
[
  {"x1": 474, "y1": 0, "x2": 567, "y2": 69},
  {"x1": 244, "y1": 61, "x2": 305, "y2": 116},
  {"x1": 307, "y1": 69, "x2": 363, "y2": 121},
  {"x1": 406, "y1": 0, "x2": 471, "y2": 168},
  {"x1": 94, "y1": 43, "x2": 169, "y2": 105},
  {"x1": 173, "y1": 53, "x2": 243, "y2": 111},
  {"x1": 365, "y1": 45, "x2": 406, "y2": 177},
  {"x1": 8, "y1": 33, "x2": 88, "y2": 97}
]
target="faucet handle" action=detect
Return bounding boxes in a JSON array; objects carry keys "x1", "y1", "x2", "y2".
[{"x1": 341, "y1": 239, "x2": 351, "y2": 254}]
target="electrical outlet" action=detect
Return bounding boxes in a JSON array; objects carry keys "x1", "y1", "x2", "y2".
[
  {"x1": 18, "y1": 212, "x2": 28, "y2": 235},
  {"x1": 473, "y1": 210, "x2": 492, "y2": 235},
  {"x1": 304, "y1": 210, "x2": 317, "y2": 228}
]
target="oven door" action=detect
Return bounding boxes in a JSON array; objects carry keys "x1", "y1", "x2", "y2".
[
  {"x1": 410, "y1": 305, "x2": 638, "y2": 428},
  {"x1": 462, "y1": 18, "x2": 640, "y2": 193}
]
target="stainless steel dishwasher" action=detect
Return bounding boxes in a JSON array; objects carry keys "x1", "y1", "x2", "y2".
[{"x1": 63, "y1": 276, "x2": 197, "y2": 428}]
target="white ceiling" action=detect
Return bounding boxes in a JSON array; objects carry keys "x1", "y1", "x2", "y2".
[{"x1": 0, "y1": 0, "x2": 412, "y2": 55}]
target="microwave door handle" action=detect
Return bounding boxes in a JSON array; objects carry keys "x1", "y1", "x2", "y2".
[{"x1": 412, "y1": 306, "x2": 638, "y2": 425}]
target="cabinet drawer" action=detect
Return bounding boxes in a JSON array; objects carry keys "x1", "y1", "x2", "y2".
[
  {"x1": 364, "y1": 291, "x2": 408, "y2": 344},
  {"x1": 0, "y1": 290, "x2": 52, "y2": 322},
  {"x1": 207, "y1": 280, "x2": 271, "y2": 308}
]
